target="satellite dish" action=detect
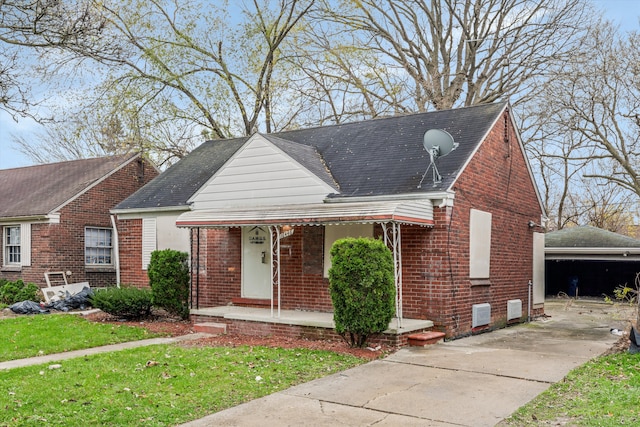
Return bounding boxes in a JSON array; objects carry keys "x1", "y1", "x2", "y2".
[
  {"x1": 422, "y1": 129, "x2": 457, "y2": 158},
  {"x1": 418, "y1": 129, "x2": 458, "y2": 188}
]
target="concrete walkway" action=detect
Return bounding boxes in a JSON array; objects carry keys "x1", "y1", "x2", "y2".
[
  {"x1": 179, "y1": 299, "x2": 634, "y2": 427},
  {"x1": 0, "y1": 300, "x2": 632, "y2": 426},
  {"x1": 0, "y1": 333, "x2": 210, "y2": 370}
]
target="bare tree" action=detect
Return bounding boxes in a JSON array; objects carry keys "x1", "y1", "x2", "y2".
[
  {"x1": 0, "y1": 0, "x2": 107, "y2": 116},
  {"x1": 306, "y1": 0, "x2": 593, "y2": 114},
  {"x1": 61, "y1": 0, "x2": 314, "y2": 138},
  {"x1": 524, "y1": 20, "x2": 640, "y2": 228}
]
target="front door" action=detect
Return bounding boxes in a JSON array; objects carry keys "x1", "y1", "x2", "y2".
[{"x1": 242, "y1": 226, "x2": 271, "y2": 299}]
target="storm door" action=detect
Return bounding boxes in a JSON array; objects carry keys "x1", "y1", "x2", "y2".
[{"x1": 242, "y1": 226, "x2": 271, "y2": 299}]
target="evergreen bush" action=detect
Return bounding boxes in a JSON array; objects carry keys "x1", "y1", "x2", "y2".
[
  {"x1": 90, "y1": 286, "x2": 153, "y2": 320},
  {"x1": 328, "y1": 237, "x2": 396, "y2": 347},
  {"x1": 148, "y1": 249, "x2": 190, "y2": 320},
  {"x1": 0, "y1": 279, "x2": 40, "y2": 306}
]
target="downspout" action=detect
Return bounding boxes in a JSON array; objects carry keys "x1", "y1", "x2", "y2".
[
  {"x1": 109, "y1": 214, "x2": 121, "y2": 288},
  {"x1": 196, "y1": 227, "x2": 201, "y2": 310},
  {"x1": 189, "y1": 228, "x2": 193, "y2": 309}
]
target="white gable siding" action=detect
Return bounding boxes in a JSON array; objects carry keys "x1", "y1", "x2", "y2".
[{"x1": 190, "y1": 136, "x2": 335, "y2": 210}]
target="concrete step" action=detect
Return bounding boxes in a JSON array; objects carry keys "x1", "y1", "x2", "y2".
[
  {"x1": 193, "y1": 322, "x2": 227, "y2": 335},
  {"x1": 407, "y1": 331, "x2": 445, "y2": 347}
]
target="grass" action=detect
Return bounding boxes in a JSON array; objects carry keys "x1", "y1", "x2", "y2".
[
  {"x1": 0, "y1": 343, "x2": 365, "y2": 426},
  {"x1": 0, "y1": 315, "x2": 163, "y2": 362},
  {"x1": 503, "y1": 352, "x2": 640, "y2": 426}
]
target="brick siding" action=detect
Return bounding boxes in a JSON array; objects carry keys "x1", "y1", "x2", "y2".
[
  {"x1": 189, "y1": 110, "x2": 543, "y2": 338},
  {"x1": 1, "y1": 158, "x2": 157, "y2": 289}
]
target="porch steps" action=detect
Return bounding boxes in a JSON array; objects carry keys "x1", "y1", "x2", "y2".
[
  {"x1": 407, "y1": 331, "x2": 445, "y2": 347},
  {"x1": 193, "y1": 322, "x2": 227, "y2": 335}
]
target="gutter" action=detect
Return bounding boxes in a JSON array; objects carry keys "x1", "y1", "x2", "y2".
[
  {"x1": 110, "y1": 205, "x2": 191, "y2": 216},
  {"x1": 0, "y1": 214, "x2": 50, "y2": 223},
  {"x1": 546, "y1": 247, "x2": 640, "y2": 255},
  {"x1": 323, "y1": 191, "x2": 455, "y2": 204}
]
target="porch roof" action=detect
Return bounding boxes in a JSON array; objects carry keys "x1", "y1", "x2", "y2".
[{"x1": 175, "y1": 199, "x2": 434, "y2": 228}]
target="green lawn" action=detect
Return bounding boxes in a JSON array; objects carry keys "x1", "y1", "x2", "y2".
[
  {"x1": 503, "y1": 352, "x2": 640, "y2": 426},
  {"x1": 0, "y1": 315, "x2": 163, "y2": 361},
  {"x1": 0, "y1": 343, "x2": 364, "y2": 426}
]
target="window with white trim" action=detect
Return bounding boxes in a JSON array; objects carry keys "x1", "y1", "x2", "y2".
[
  {"x1": 3, "y1": 226, "x2": 21, "y2": 265},
  {"x1": 85, "y1": 227, "x2": 113, "y2": 265}
]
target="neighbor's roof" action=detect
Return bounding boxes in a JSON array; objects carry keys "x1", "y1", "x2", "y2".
[
  {"x1": 545, "y1": 226, "x2": 640, "y2": 248},
  {"x1": 545, "y1": 226, "x2": 640, "y2": 260},
  {"x1": 115, "y1": 102, "x2": 508, "y2": 211},
  {"x1": 0, "y1": 153, "x2": 139, "y2": 219}
]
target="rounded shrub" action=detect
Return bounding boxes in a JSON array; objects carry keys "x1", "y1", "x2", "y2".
[
  {"x1": 148, "y1": 249, "x2": 190, "y2": 320},
  {"x1": 90, "y1": 286, "x2": 153, "y2": 320},
  {"x1": 328, "y1": 237, "x2": 396, "y2": 348}
]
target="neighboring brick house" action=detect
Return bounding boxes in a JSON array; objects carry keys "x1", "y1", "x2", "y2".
[
  {"x1": 0, "y1": 154, "x2": 158, "y2": 288},
  {"x1": 114, "y1": 102, "x2": 546, "y2": 341}
]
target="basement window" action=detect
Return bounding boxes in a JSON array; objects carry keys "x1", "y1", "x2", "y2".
[{"x1": 85, "y1": 227, "x2": 113, "y2": 265}]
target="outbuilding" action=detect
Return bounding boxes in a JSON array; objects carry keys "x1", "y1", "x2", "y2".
[{"x1": 545, "y1": 226, "x2": 640, "y2": 297}]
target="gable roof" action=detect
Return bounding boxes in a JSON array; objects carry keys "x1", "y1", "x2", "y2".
[
  {"x1": 115, "y1": 102, "x2": 511, "y2": 211},
  {"x1": 546, "y1": 226, "x2": 640, "y2": 249},
  {"x1": 546, "y1": 226, "x2": 640, "y2": 260},
  {"x1": 115, "y1": 138, "x2": 247, "y2": 211},
  {"x1": 0, "y1": 153, "x2": 140, "y2": 220}
]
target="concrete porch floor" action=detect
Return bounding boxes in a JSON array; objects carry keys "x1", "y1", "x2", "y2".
[{"x1": 190, "y1": 305, "x2": 434, "y2": 335}]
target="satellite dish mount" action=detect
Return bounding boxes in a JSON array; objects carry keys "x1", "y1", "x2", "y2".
[{"x1": 418, "y1": 129, "x2": 458, "y2": 188}]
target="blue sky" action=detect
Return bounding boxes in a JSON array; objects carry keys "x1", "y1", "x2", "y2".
[{"x1": 1, "y1": 0, "x2": 638, "y2": 169}]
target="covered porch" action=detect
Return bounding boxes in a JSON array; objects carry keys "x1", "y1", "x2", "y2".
[
  {"x1": 178, "y1": 199, "x2": 440, "y2": 346},
  {"x1": 190, "y1": 305, "x2": 435, "y2": 347}
]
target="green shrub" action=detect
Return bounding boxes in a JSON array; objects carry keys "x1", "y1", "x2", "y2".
[
  {"x1": 328, "y1": 237, "x2": 396, "y2": 348},
  {"x1": 148, "y1": 249, "x2": 190, "y2": 320},
  {"x1": 0, "y1": 279, "x2": 40, "y2": 306},
  {"x1": 90, "y1": 286, "x2": 153, "y2": 320}
]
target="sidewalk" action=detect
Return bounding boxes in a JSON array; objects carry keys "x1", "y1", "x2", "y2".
[
  {"x1": 0, "y1": 333, "x2": 210, "y2": 370},
  {"x1": 179, "y1": 299, "x2": 633, "y2": 427}
]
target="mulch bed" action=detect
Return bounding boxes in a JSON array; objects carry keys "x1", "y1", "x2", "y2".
[
  {"x1": 82, "y1": 309, "x2": 394, "y2": 360},
  {"x1": 3, "y1": 307, "x2": 632, "y2": 359}
]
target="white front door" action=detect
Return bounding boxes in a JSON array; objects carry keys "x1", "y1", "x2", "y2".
[{"x1": 242, "y1": 227, "x2": 271, "y2": 299}]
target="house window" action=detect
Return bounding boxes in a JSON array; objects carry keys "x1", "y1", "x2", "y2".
[
  {"x1": 85, "y1": 227, "x2": 113, "y2": 265},
  {"x1": 3, "y1": 226, "x2": 21, "y2": 265},
  {"x1": 323, "y1": 223, "x2": 374, "y2": 277}
]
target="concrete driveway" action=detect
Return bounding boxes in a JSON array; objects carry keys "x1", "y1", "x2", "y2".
[{"x1": 180, "y1": 299, "x2": 634, "y2": 427}]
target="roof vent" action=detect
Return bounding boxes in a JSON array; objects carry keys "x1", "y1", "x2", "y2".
[{"x1": 418, "y1": 129, "x2": 458, "y2": 188}]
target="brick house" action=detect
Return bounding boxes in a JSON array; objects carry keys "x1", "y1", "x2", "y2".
[
  {"x1": 0, "y1": 154, "x2": 157, "y2": 288},
  {"x1": 114, "y1": 102, "x2": 546, "y2": 343}
]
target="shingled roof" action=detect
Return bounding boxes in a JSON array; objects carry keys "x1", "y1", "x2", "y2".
[
  {"x1": 115, "y1": 102, "x2": 508, "y2": 211},
  {"x1": 0, "y1": 153, "x2": 139, "y2": 219},
  {"x1": 546, "y1": 226, "x2": 640, "y2": 249}
]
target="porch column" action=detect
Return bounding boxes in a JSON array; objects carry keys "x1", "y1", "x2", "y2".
[
  {"x1": 268, "y1": 225, "x2": 281, "y2": 318},
  {"x1": 382, "y1": 222, "x2": 403, "y2": 328}
]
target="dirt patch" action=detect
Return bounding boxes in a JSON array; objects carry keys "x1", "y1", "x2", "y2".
[{"x1": 82, "y1": 309, "x2": 393, "y2": 360}]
